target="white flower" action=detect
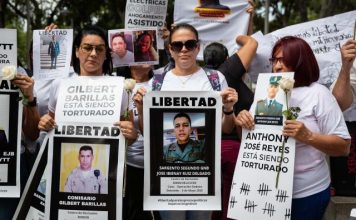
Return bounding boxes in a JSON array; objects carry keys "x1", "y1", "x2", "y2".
[
  {"x1": 278, "y1": 77, "x2": 295, "y2": 91},
  {"x1": 1, "y1": 65, "x2": 17, "y2": 80},
  {"x1": 124, "y1": 79, "x2": 136, "y2": 91}
]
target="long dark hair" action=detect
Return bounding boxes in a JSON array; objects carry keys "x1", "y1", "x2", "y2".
[
  {"x1": 271, "y1": 36, "x2": 319, "y2": 88},
  {"x1": 72, "y1": 25, "x2": 113, "y2": 75}
]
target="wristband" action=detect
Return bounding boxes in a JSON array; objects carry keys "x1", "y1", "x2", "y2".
[
  {"x1": 26, "y1": 97, "x2": 37, "y2": 107},
  {"x1": 223, "y1": 109, "x2": 234, "y2": 115}
]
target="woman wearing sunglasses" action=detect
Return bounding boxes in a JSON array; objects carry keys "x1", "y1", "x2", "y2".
[
  {"x1": 134, "y1": 23, "x2": 238, "y2": 220},
  {"x1": 38, "y1": 26, "x2": 137, "y2": 142},
  {"x1": 236, "y1": 36, "x2": 350, "y2": 220}
]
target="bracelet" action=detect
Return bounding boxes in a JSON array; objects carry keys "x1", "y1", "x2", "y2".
[
  {"x1": 26, "y1": 97, "x2": 37, "y2": 107},
  {"x1": 223, "y1": 109, "x2": 234, "y2": 115}
]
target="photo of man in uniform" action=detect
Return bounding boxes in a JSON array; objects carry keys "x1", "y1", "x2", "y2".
[
  {"x1": 64, "y1": 145, "x2": 107, "y2": 194},
  {"x1": 163, "y1": 113, "x2": 205, "y2": 163},
  {"x1": 111, "y1": 32, "x2": 134, "y2": 67},
  {"x1": 255, "y1": 75, "x2": 283, "y2": 116}
]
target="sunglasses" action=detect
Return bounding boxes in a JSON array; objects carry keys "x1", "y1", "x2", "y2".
[
  {"x1": 79, "y1": 43, "x2": 106, "y2": 55},
  {"x1": 170, "y1": 40, "x2": 199, "y2": 52}
]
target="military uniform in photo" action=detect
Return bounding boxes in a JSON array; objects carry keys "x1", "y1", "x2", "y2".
[
  {"x1": 163, "y1": 139, "x2": 205, "y2": 163},
  {"x1": 64, "y1": 168, "x2": 107, "y2": 194},
  {"x1": 255, "y1": 99, "x2": 283, "y2": 116},
  {"x1": 255, "y1": 76, "x2": 283, "y2": 116},
  {"x1": 0, "y1": 129, "x2": 8, "y2": 147}
]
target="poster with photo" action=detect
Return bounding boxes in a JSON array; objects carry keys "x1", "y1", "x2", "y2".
[
  {"x1": 0, "y1": 29, "x2": 17, "y2": 71},
  {"x1": 32, "y1": 29, "x2": 73, "y2": 80},
  {"x1": 13, "y1": 136, "x2": 49, "y2": 220},
  {"x1": 46, "y1": 130, "x2": 125, "y2": 220},
  {"x1": 109, "y1": 28, "x2": 159, "y2": 67},
  {"x1": 0, "y1": 85, "x2": 22, "y2": 197},
  {"x1": 143, "y1": 91, "x2": 222, "y2": 210},
  {"x1": 228, "y1": 72, "x2": 296, "y2": 220},
  {"x1": 124, "y1": 0, "x2": 168, "y2": 49}
]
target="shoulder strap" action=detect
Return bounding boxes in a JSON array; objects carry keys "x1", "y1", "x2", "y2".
[
  {"x1": 152, "y1": 64, "x2": 172, "y2": 91},
  {"x1": 203, "y1": 67, "x2": 221, "y2": 91}
]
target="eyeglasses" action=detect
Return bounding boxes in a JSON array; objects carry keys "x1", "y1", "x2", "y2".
[
  {"x1": 170, "y1": 40, "x2": 199, "y2": 52},
  {"x1": 79, "y1": 43, "x2": 106, "y2": 55},
  {"x1": 269, "y1": 56, "x2": 284, "y2": 65}
]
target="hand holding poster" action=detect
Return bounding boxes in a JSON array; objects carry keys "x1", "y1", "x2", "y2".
[
  {"x1": 228, "y1": 73, "x2": 296, "y2": 220},
  {"x1": 143, "y1": 91, "x2": 222, "y2": 210},
  {"x1": 46, "y1": 76, "x2": 126, "y2": 220}
]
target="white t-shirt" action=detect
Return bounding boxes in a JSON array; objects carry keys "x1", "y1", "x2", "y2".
[
  {"x1": 48, "y1": 73, "x2": 129, "y2": 116},
  {"x1": 160, "y1": 68, "x2": 228, "y2": 91},
  {"x1": 290, "y1": 82, "x2": 350, "y2": 198}
]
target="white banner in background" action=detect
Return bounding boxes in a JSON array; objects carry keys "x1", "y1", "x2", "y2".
[
  {"x1": 174, "y1": 0, "x2": 250, "y2": 60},
  {"x1": 249, "y1": 10, "x2": 356, "y2": 87}
]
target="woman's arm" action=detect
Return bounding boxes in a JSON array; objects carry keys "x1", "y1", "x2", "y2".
[{"x1": 283, "y1": 120, "x2": 350, "y2": 156}]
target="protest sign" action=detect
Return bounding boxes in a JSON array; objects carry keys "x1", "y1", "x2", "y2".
[
  {"x1": 46, "y1": 131, "x2": 125, "y2": 220},
  {"x1": 55, "y1": 76, "x2": 124, "y2": 124},
  {"x1": 228, "y1": 73, "x2": 296, "y2": 220},
  {"x1": 174, "y1": 0, "x2": 249, "y2": 60},
  {"x1": 143, "y1": 91, "x2": 222, "y2": 210},
  {"x1": 108, "y1": 28, "x2": 159, "y2": 67},
  {"x1": 124, "y1": 0, "x2": 168, "y2": 49},
  {"x1": 32, "y1": 29, "x2": 73, "y2": 80},
  {"x1": 0, "y1": 78, "x2": 22, "y2": 197},
  {"x1": 45, "y1": 76, "x2": 126, "y2": 220},
  {"x1": 0, "y1": 29, "x2": 17, "y2": 71},
  {"x1": 13, "y1": 136, "x2": 49, "y2": 220},
  {"x1": 249, "y1": 10, "x2": 356, "y2": 87}
]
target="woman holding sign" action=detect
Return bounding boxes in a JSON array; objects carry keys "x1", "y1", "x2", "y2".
[
  {"x1": 134, "y1": 23, "x2": 238, "y2": 220},
  {"x1": 38, "y1": 25, "x2": 137, "y2": 142},
  {"x1": 236, "y1": 36, "x2": 351, "y2": 220}
]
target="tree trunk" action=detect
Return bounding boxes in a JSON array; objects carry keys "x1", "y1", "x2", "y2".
[{"x1": 298, "y1": 0, "x2": 308, "y2": 22}]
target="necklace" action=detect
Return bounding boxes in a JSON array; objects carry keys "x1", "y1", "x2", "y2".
[{"x1": 176, "y1": 74, "x2": 194, "y2": 87}]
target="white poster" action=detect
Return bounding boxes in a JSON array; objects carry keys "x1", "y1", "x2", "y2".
[
  {"x1": 55, "y1": 76, "x2": 124, "y2": 125},
  {"x1": 108, "y1": 28, "x2": 159, "y2": 67},
  {"x1": 174, "y1": 0, "x2": 250, "y2": 60},
  {"x1": 0, "y1": 29, "x2": 17, "y2": 71},
  {"x1": 249, "y1": 10, "x2": 356, "y2": 87},
  {"x1": 0, "y1": 79, "x2": 22, "y2": 197},
  {"x1": 228, "y1": 73, "x2": 296, "y2": 220},
  {"x1": 143, "y1": 91, "x2": 222, "y2": 210},
  {"x1": 45, "y1": 76, "x2": 126, "y2": 220},
  {"x1": 32, "y1": 29, "x2": 73, "y2": 80},
  {"x1": 124, "y1": 0, "x2": 168, "y2": 49}
]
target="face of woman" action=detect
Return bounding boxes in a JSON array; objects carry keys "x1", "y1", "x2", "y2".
[
  {"x1": 169, "y1": 28, "x2": 199, "y2": 72},
  {"x1": 76, "y1": 34, "x2": 107, "y2": 76},
  {"x1": 139, "y1": 35, "x2": 151, "y2": 53},
  {"x1": 272, "y1": 48, "x2": 293, "y2": 73}
]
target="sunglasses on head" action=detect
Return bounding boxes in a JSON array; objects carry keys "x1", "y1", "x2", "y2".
[
  {"x1": 79, "y1": 43, "x2": 106, "y2": 54},
  {"x1": 170, "y1": 40, "x2": 199, "y2": 52}
]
